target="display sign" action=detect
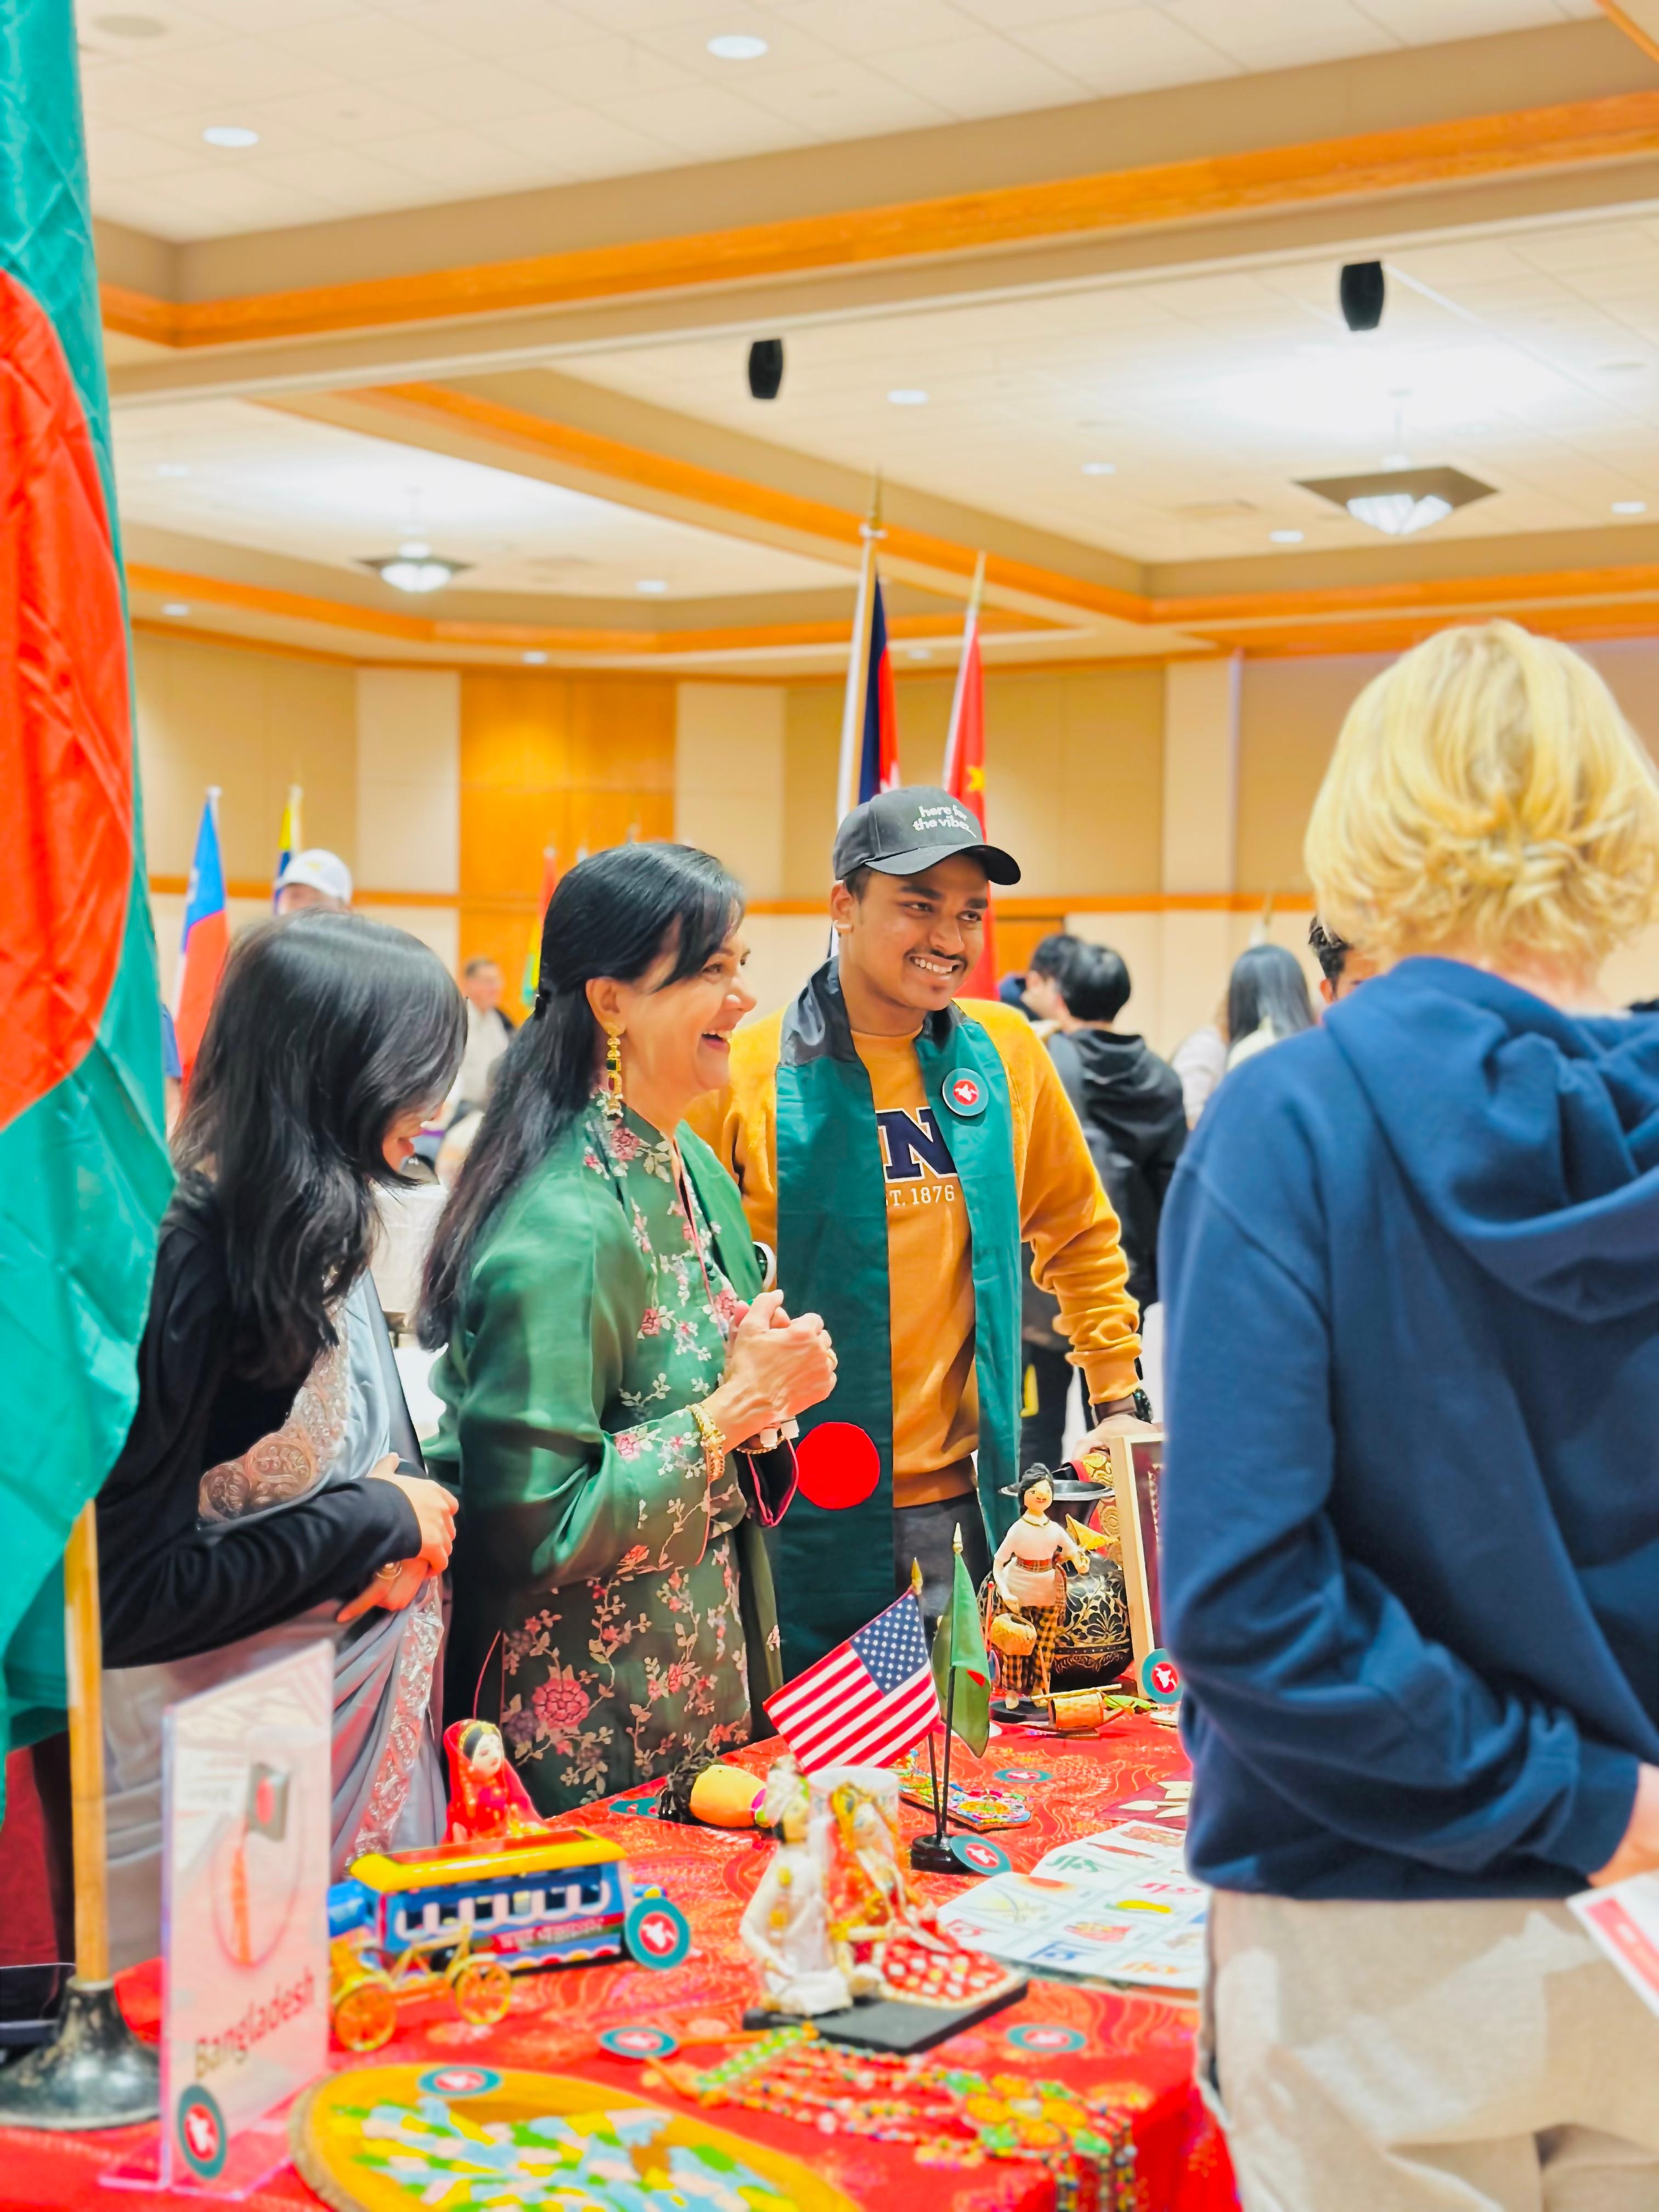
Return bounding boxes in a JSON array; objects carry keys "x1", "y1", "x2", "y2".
[
  {"x1": 1102, "y1": 1431, "x2": 1165, "y2": 1667},
  {"x1": 159, "y1": 1641, "x2": 331, "y2": 2192},
  {"x1": 1569, "y1": 1872, "x2": 1659, "y2": 2018}
]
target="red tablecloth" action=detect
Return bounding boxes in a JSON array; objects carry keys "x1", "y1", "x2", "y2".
[{"x1": 0, "y1": 1718, "x2": 1236, "y2": 2211}]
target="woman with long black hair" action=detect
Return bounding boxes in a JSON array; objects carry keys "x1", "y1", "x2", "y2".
[
  {"x1": 421, "y1": 843, "x2": 835, "y2": 1814},
  {"x1": 97, "y1": 912, "x2": 465, "y2": 1668}
]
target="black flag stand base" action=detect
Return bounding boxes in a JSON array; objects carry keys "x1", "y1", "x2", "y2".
[
  {"x1": 0, "y1": 1507, "x2": 160, "y2": 2130},
  {"x1": 0, "y1": 1981, "x2": 159, "y2": 2131}
]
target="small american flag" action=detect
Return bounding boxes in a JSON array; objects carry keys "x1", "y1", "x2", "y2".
[{"x1": 764, "y1": 1593, "x2": 941, "y2": 1772}]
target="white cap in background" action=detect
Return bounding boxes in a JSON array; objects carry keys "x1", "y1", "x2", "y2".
[{"x1": 275, "y1": 848, "x2": 354, "y2": 906}]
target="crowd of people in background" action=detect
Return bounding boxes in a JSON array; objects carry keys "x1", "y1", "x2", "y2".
[{"x1": 15, "y1": 619, "x2": 1659, "y2": 2204}]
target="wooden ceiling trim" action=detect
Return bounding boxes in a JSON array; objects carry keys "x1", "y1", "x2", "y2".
[{"x1": 98, "y1": 92, "x2": 1659, "y2": 353}]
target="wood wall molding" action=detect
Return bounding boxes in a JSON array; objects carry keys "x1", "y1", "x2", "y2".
[
  {"x1": 127, "y1": 561, "x2": 1059, "y2": 657},
  {"x1": 1596, "y1": 1, "x2": 1659, "y2": 68},
  {"x1": 100, "y1": 92, "x2": 1659, "y2": 354},
  {"x1": 337, "y1": 383, "x2": 1143, "y2": 624},
  {"x1": 129, "y1": 543, "x2": 1659, "y2": 669}
]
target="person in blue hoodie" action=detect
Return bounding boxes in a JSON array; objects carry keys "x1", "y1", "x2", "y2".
[{"x1": 1160, "y1": 620, "x2": 1659, "y2": 2211}]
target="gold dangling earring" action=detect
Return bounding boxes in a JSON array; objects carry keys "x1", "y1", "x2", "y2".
[{"x1": 605, "y1": 1028, "x2": 624, "y2": 1120}]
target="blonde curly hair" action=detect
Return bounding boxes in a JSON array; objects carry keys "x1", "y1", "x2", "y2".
[{"x1": 1305, "y1": 621, "x2": 1659, "y2": 975}]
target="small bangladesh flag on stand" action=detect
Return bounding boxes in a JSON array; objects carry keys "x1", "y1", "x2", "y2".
[
  {"x1": 930, "y1": 1528, "x2": 991, "y2": 1756},
  {"x1": 0, "y1": 0, "x2": 171, "y2": 1782}
]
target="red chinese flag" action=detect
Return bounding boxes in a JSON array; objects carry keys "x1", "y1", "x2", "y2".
[{"x1": 944, "y1": 610, "x2": 997, "y2": 1000}]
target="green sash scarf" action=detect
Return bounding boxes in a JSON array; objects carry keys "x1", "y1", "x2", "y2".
[{"x1": 772, "y1": 962, "x2": 1022, "y2": 1677}]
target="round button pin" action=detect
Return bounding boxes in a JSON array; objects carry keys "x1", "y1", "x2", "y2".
[
  {"x1": 600, "y1": 2024, "x2": 680, "y2": 2061},
  {"x1": 942, "y1": 1071, "x2": 986, "y2": 1118}
]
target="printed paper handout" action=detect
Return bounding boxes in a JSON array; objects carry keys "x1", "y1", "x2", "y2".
[
  {"x1": 1569, "y1": 1871, "x2": 1659, "y2": 2019},
  {"x1": 936, "y1": 1819, "x2": 1206, "y2": 1994}
]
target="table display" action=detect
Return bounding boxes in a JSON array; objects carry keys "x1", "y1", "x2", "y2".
[{"x1": 0, "y1": 1722, "x2": 1235, "y2": 2212}]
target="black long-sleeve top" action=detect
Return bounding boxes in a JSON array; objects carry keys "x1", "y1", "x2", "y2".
[{"x1": 98, "y1": 1190, "x2": 422, "y2": 1668}]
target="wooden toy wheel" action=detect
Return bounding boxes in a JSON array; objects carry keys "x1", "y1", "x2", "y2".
[
  {"x1": 450, "y1": 1956, "x2": 512, "y2": 2025},
  {"x1": 333, "y1": 1976, "x2": 397, "y2": 2052}
]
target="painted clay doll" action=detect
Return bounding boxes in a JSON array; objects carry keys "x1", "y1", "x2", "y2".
[
  {"x1": 738, "y1": 1758, "x2": 850, "y2": 2018},
  {"x1": 986, "y1": 1475, "x2": 1089, "y2": 1709},
  {"x1": 443, "y1": 1719, "x2": 550, "y2": 1844}
]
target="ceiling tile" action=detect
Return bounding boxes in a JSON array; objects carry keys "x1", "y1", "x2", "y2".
[
  {"x1": 84, "y1": 123, "x2": 201, "y2": 184},
  {"x1": 764, "y1": 0, "x2": 992, "y2": 56},
  {"x1": 141, "y1": 33, "x2": 347, "y2": 99},
  {"x1": 736, "y1": 57, "x2": 953, "y2": 135},
  {"x1": 377, "y1": 58, "x2": 562, "y2": 125},
  {"x1": 235, "y1": 80, "x2": 441, "y2": 143},
  {"x1": 593, "y1": 83, "x2": 803, "y2": 161},
  {"x1": 509, "y1": 33, "x2": 698, "y2": 99},
  {"x1": 483, "y1": 103, "x2": 679, "y2": 176},
  {"x1": 257, "y1": 10, "x2": 474, "y2": 81},
  {"x1": 870, "y1": 31, "x2": 1090, "y2": 115},
  {"x1": 1011, "y1": 6, "x2": 1239, "y2": 95}
]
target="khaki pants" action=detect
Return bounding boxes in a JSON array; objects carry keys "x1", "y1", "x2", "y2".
[{"x1": 1203, "y1": 1889, "x2": 1659, "y2": 2212}]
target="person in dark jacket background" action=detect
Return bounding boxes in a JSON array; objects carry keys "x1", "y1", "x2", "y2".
[
  {"x1": 1161, "y1": 621, "x2": 1659, "y2": 2209},
  {"x1": 1019, "y1": 938, "x2": 1180, "y2": 1463}
]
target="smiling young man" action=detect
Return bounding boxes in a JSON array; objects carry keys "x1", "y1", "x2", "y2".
[{"x1": 688, "y1": 787, "x2": 1143, "y2": 1674}]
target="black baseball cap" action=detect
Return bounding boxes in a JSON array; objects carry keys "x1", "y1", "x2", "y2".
[{"x1": 832, "y1": 786, "x2": 1021, "y2": 885}]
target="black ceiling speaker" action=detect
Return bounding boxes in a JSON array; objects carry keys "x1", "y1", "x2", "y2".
[
  {"x1": 1339, "y1": 261, "x2": 1385, "y2": 334},
  {"x1": 747, "y1": 337, "x2": 785, "y2": 400}
]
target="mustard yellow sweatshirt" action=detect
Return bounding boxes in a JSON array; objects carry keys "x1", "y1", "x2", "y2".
[{"x1": 687, "y1": 996, "x2": 1140, "y2": 1506}]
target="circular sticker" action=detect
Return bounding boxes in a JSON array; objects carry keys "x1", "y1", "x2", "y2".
[
  {"x1": 793, "y1": 1422, "x2": 880, "y2": 1511},
  {"x1": 611, "y1": 1796, "x2": 661, "y2": 1818},
  {"x1": 624, "y1": 1895, "x2": 692, "y2": 1971},
  {"x1": 1141, "y1": 1648, "x2": 1182, "y2": 1703},
  {"x1": 943, "y1": 1071, "x2": 986, "y2": 1118},
  {"x1": 417, "y1": 2065, "x2": 502, "y2": 2099},
  {"x1": 176, "y1": 2086, "x2": 227, "y2": 2180},
  {"x1": 600, "y1": 2024, "x2": 680, "y2": 2061},
  {"x1": 949, "y1": 1835, "x2": 1011, "y2": 1876},
  {"x1": 1007, "y1": 2023, "x2": 1086, "y2": 2056},
  {"x1": 993, "y1": 1766, "x2": 1052, "y2": 1784}
]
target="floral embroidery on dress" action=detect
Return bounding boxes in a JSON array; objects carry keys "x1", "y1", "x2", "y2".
[{"x1": 479, "y1": 1096, "x2": 755, "y2": 1813}]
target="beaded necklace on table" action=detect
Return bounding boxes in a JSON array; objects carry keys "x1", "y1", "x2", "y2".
[{"x1": 682, "y1": 2027, "x2": 1138, "y2": 2212}]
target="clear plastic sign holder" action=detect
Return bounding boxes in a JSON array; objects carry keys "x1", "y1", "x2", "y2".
[{"x1": 104, "y1": 1640, "x2": 332, "y2": 2198}]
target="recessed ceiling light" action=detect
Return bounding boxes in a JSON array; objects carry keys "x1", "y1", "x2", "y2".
[
  {"x1": 522, "y1": 650, "x2": 548, "y2": 664},
  {"x1": 154, "y1": 461, "x2": 191, "y2": 477},
  {"x1": 887, "y1": 388, "x2": 928, "y2": 406},
  {"x1": 636, "y1": 578, "x2": 668, "y2": 594},
  {"x1": 1081, "y1": 460, "x2": 1116, "y2": 476},
  {"x1": 708, "y1": 32, "x2": 767, "y2": 59},
  {"x1": 1269, "y1": 529, "x2": 1304, "y2": 544},
  {"x1": 162, "y1": 601, "x2": 190, "y2": 617},
  {"x1": 1612, "y1": 500, "x2": 1647, "y2": 515},
  {"x1": 202, "y1": 124, "x2": 259, "y2": 148},
  {"x1": 95, "y1": 12, "x2": 167, "y2": 34}
]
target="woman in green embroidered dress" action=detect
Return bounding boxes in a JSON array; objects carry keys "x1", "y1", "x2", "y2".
[{"x1": 421, "y1": 845, "x2": 837, "y2": 1814}]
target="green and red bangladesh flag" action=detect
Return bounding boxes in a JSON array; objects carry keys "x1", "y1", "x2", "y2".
[{"x1": 0, "y1": 1, "x2": 170, "y2": 1767}]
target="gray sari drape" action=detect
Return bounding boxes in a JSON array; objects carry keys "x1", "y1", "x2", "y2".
[{"x1": 103, "y1": 1275, "x2": 445, "y2": 1972}]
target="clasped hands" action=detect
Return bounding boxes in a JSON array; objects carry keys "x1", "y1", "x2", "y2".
[
  {"x1": 338, "y1": 1457, "x2": 458, "y2": 1624},
  {"x1": 701, "y1": 1288, "x2": 837, "y2": 1451}
]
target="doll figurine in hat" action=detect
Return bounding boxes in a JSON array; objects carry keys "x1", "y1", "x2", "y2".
[{"x1": 443, "y1": 1719, "x2": 550, "y2": 1844}]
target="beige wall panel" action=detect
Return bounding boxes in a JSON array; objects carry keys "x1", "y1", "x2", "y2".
[
  {"x1": 738, "y1": 914, "x2": 833, "y2": 1026},
  {"x1": 782, "y1": 683, "x2": 843, "y2": 899},
  {"x1": 1236, "y1": 652, "x2": 1391, "y2": 897},
  {"x1": 1575, "y1": 640, "x2": 1659, "y2": 764},
  {"x1": 676, "y1": 682, "x2": 786, "y2": 899},
  {"x1": 782, "y1": 665, "x2": 1163, "y2": 900},
  {"x1": 357, "y1": 668, "x2": 459, "y2": 895},
  {"x1": 134, "y1": 631, "x2": 357, "y2": 884},
  {"x1": 1163, "y1": 657, "x2": 1239, "y2": 896}
]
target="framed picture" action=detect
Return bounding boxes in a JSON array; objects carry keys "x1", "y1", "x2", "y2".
[{"x1": 1103, "y1": 1430, "x2": 1165, "y2": 1667}]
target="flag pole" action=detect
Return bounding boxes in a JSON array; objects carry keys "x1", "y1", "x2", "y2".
[
  {"x1": 834, "y1": 473, "x2": 883, "y2": 825},
  {"x1": 942, "y1": 551, "x2": 986, "y2": 789},
  {"x1": 910, "y1": 1528, "x2": 963, "y2": 1874},
  {"x1": 0, "y1": 1505, "x2": 160, "y2": 2126}
]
